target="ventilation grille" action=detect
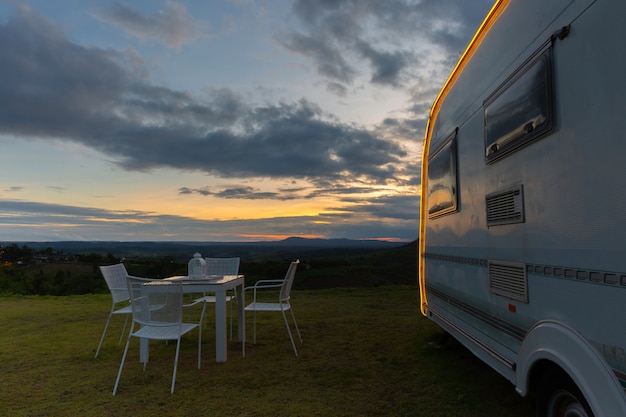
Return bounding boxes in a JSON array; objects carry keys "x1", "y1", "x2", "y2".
[
  {"x1": 489, "y1": 261, "x2": 528, "y2": 303},
  {"x1": 486, "y1": 185, "x2": 524, "y2": 226}
]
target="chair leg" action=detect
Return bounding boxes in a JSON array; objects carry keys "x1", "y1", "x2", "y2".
[
  {"x1": 253, "y1": 310, "x2": 257, "y2": 344},
  {"x1": 95, "y1": 311, "x2": 114, "y2": 358},
  {"x1": 113, "y1": 329, "x2": 133, "y2": 395},
  {"x1": 197, "y1": 323, "x2": 202, "y2": 369},
  {"x1": 199, "y1": 302, "x2": 207, "y2": 330},
  {"x1": 171, "y1": 337, "x2": 181, "y2": 394},
  {"x1": 281, "y1": 310, "x2": 298, "y2": 356},
  {"x1": 118, "y1": 314, "x2": 130, "y2": 345},
  {"x1": 289, "y1": 308, "x2": 302, "y2": 342}
]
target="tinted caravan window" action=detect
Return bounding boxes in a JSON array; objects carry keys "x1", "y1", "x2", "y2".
[
  {"x1": 484, "y1": 45, "x2": 554, "y2": 163},
  {"x1": 428, "y1": 130, "x2": 458, "y2": 218}
]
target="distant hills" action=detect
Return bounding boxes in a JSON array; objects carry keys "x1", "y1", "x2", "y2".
[
  {"x1": 258, "y1": 237, "x2": 403, "y2": 248},
  {"x1": 2, "y1": 237, "x2": 410, "y2": 262}
]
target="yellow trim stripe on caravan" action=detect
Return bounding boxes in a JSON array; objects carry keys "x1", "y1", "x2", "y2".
[{"x1": 418, "y1": 0, "x2": 510, "y2": 316}]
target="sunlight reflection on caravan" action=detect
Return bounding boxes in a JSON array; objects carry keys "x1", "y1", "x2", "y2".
[{"x1": 418, "y1": 0, "x2": 626, "y2": 416}]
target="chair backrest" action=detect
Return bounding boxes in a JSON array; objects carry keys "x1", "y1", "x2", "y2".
[
  {"x1": 100, "y1": 263, "x2": 131, "y2": 304},
  {"x1": 280, "y1": 260, "x2": 300, "y2": 303},
  {"x1": 205, "y1": 257, "x2": 240, "y2": 276},
  {"x1": 126, "y1": 277, "x2": 183, "y2": 327}
]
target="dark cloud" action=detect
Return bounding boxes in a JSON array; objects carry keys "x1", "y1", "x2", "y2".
[
  {"x1": 178, "y1": 184, "x2": 377, "y2": 201},
  {"x1": 281, "y1": 0, "x2": 493, "y2": 93},
  {"x1": 325, "y1": 81, "x2": 349, "y2": 97},
  {"x1": 179, "y1": 186, "x2": 294, "y2": 200},
  {"x1": 5, "y1": 186, "x2": 24, "y2": 192},
  {"x1": 282, "y1": 32, "x2": 356, "y2": 84},
  {"x1": 178, "y1": 187, "x2": 194, "y2": 195},
  {"x1": 355, "y1": 40, "x2": 409, "y2": 87},
  {"x1": 342, "y1": 194, "x2": 417, "y2": 220},
  {"x1": 176, "y1": 181, "x2": 420, "y2": 209},
  {"x1": 0, "y1": 200, "x2": 145, "y2": 221},
  {"x1": 92, "y1": 1, "x2": 207, "y2": 48},
  {"x1": 371, "y1": 114, "x2": 422, "y2": 160},
  {"x1": 215, "y1": 187, "x2": 283, "y2": 200},
  {"x1": 0, "y1": 7, "x2": 404, "y2": 186},
  {"x1": 178, "y1": 187, "x2": 213, "y2": 196}
]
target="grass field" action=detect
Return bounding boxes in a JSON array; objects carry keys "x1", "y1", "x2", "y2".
[{"x1": 0, "y1": 285, "x2": 533, "y2": 416}]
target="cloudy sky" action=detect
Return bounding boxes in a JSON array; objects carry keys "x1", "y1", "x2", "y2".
[{"x1": 0, "y1": 0, "x2": 493, "y2": 242}]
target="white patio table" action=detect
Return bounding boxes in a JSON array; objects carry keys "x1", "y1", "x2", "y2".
[{"x1": 138, "y1": 274, "x2": 245, "y2": 363}]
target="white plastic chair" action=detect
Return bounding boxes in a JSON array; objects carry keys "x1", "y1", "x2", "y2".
[
  {"x1": 187, "y1": 257, "x2": 240, "y2": 338},
  {"x1": 244, "y1": 260, "x2": 301, "y2": 356},
  {"x1": 95, "y1": 263, "x2": 138, "y2": 358},
  {"x1": 113, "y1": 277, "x2": 202, "y2": 395}
]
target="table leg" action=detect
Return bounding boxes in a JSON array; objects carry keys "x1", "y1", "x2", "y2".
[
  {"x1": 215, "y1": 288, "x2": 227, "y2": 362},
  {"x1": 236, "y1": 283, "x2": 245, "y2": 356}
]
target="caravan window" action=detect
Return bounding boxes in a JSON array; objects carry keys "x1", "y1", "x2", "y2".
[
  {"x1": 484, "y1": 45, "x2": 554, "y2": 163},
  {"x1": 428, "y1": 130, "x2": 458, "y2": 218}
]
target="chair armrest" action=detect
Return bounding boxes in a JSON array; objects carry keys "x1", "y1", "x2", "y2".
[
  {"x1": 246, "y1": 279, "x2": 284, "y2": 289},
  {"x1": 183, "y1": 299, "x2": 203, "y2": 308},
  {"x1": 244, "y1": 279, "x2": 285, "y2": 302}
]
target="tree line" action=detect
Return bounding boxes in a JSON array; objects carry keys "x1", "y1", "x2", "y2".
[{"x1": 0, "y1": 242, "x2": 418, "y2": 296}]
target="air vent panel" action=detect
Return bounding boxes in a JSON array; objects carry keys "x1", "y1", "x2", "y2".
[
  {"x1": 486, "y1": 185, "x2": 524, "y2": 226},
  {"x1": 489, "y1": 260, "x2": 528, "y2": 303}
]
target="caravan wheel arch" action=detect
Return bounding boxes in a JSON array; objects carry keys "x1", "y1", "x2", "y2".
[{"x1": 517, "y1": 321, "x2": 626, "y2": 416}]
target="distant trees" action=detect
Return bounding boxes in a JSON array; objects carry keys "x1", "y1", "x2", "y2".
[
  {"x1": 0, "y1": 243, "x2": 33, "y2": 264},
  {"x1": 0, "y1": 244, "x2": 117, "y2": 295},
  {"x1": 0, "y1": 262, "x2": 108, "y2": 296},
  {"x1": 75, "y1": 252, "x2": 117, "y2": 264},
  {"x1": 0, "y1": 244, "x2": 121, "y2": 266},
  {"x1": 0, "y1": 244, "x2": 185, "y2": 296}
]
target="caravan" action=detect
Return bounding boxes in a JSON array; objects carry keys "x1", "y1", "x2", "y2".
[{"x1": 418, "y1": 0, "x2": 626, "y2": 415}]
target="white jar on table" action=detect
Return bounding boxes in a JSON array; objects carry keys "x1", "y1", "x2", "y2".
[{"x1": 188, "y1": 252, "x2": 206, "y2": 278}]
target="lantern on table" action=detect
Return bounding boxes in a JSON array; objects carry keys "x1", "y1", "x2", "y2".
[{"x1": 188, "y1": 252, "x2": 206, "y2": 279}]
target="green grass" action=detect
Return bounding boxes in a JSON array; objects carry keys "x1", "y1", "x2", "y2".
[{"x1": 0, "y1": 286, "x2": 533, "y2": 416}]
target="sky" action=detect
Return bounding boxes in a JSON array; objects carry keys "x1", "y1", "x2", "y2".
[{"x1": 0, "y1": 0, "x2": 494, "y2": 242}]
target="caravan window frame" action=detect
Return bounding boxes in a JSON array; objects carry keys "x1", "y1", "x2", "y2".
[
  {"x1": 483, "y1": 43, "x2": 555, "y2": 163},
  {"x1": 427, "y1": 129, "x2": 458, "y2": 218}
]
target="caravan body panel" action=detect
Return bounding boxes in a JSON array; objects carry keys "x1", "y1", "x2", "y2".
[{"x1": 419, "y1": 0, "x2": 626, "y2": 415}]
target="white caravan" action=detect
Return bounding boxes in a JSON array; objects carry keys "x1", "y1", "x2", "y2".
[{"x1": 418, "y1": 0, "x2": 626, "y2": 416}]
